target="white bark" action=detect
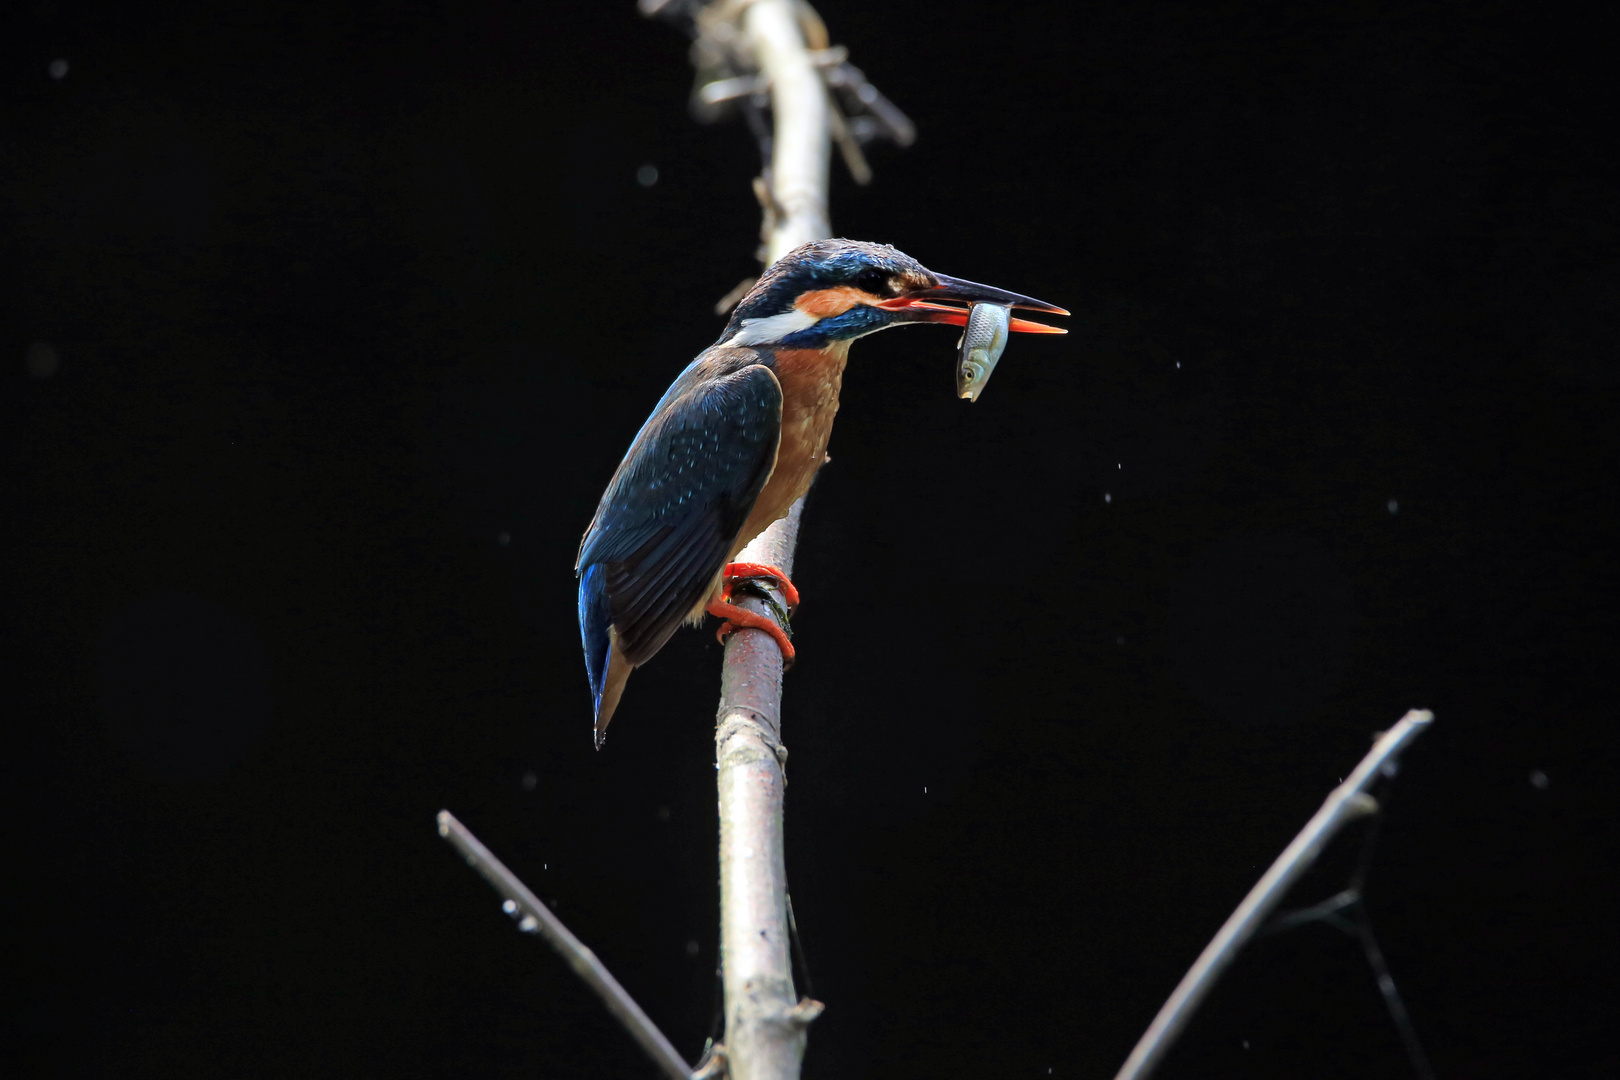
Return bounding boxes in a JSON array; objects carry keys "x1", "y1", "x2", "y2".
[{"x1": 715, "y1": 2, "x2": 833, "y2": 1077}]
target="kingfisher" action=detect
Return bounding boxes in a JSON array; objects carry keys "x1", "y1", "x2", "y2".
[{"x1": 576, "y1": 239, "x2": 1066, "y2": 745}]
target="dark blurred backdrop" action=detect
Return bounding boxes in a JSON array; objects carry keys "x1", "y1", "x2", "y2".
[{"x1": 4, "y1": 2, "x2": 1615, "y2": 1077}]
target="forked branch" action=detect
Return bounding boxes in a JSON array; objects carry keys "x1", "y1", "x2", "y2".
[{"x1": 1114, "y1": 709, "x2": 1435, "y2": 1080}]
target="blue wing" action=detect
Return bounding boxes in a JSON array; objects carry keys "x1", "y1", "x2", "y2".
[{"x1": 577, "y1": 357, "x2": 782, "y2": 722}]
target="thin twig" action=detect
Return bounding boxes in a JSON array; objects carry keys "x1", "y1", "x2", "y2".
[
  {"x1": 826, "y1": 102, "x2": 873, "y2": 185},
  {"x1": 1258, "y1": 887, "x2": 1360, "y2": 936},
  {"x1": 436, "y1": 810, "x2": 693, "y2": 1080},
  {"x1": 1351, "y1": 903, "x2": 1437, "y2": 1080},
  {"x1": 1114, "y1": 709, "x2": 1435, "y2": 1080}
]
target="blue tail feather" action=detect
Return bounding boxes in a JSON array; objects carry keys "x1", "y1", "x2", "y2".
[{"x1": 578, "y1": 563, "x2": 613, "y2": 722}]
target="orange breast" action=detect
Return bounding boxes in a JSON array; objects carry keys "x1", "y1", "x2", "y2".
[{"x1": 728, "y1": 341, "x2": 852, "y2": 559}]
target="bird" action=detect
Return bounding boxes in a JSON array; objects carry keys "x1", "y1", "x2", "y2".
[{"x1": 576, "y1": 238, "x2": 1066, "y2": 746}]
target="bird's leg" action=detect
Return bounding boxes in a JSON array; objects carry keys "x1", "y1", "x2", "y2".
[{"x1": 708, "y1": 562, "x2": 799, "y2": 665}]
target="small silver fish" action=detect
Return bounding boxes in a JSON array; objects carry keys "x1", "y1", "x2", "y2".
[{"x1": 955, "y1": 302, "x2": 1010, "y2": 402}]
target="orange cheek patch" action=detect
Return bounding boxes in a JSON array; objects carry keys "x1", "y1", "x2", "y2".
[{"x1": 795, "y1": 286, "x2": 881, "y2": 318}]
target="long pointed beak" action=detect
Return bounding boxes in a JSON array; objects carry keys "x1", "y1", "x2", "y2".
[{"x1": 875, "y1": 271, "x2": 1069, "y2": 333}]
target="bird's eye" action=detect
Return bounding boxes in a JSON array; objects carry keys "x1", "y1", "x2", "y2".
[{"x1": 855, "y1": 269, "x2": 893, "y2": 297}]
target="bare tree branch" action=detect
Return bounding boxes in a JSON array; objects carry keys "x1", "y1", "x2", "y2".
[
  {"x1": 435, "y1": 811, "x2": 694, "y2": 1080},
  {"x1": 1114, "y1": 709, "x2": 1436, "y2": 1080},
  {"x1": 706, "y1": 2, "x2": 842, "y2": 1075},
  {"x1": 641, "y1": 0, "x2": 912, "y2": 1074}
]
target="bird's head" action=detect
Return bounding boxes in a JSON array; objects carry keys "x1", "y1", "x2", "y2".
[{"x1": 718, "y1": 238, "x2": 1067, "y2": 350}]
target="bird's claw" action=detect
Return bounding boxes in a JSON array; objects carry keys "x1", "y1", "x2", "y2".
[
  {"x1": 708, "y1": 600, "x2": 796, "y2": 667},
  {"x1": 719, "y1": 562, "x2": 799, "y2": 612},
  {"x1": 711, "y1": 563, "x2": 798, "y2": 666}
]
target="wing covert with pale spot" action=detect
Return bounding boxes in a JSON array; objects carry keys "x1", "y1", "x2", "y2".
[{"x1": 576, "y1": 358, "x2": 782, "y2": 665}]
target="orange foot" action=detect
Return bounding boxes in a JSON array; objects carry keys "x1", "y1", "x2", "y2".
[
  {"x1": 708, "y1": 562, "x2": 799, "y2": 664},
  {"x1": 719, "y1": 562, "x2": 800, "y2": 611}
]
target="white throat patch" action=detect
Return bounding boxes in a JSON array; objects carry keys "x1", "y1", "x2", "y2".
[{"x1": 722, "y1": 307, "x2": 820, "y2": 347}]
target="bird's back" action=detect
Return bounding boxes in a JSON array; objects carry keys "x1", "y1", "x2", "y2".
[{"x1": 576, "y1": 346, "x2": 786, "y2": 721}]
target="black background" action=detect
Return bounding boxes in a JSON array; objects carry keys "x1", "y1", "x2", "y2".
[{"x1": 5, "y1": 2, "x2": 1616, "y2": 1077}]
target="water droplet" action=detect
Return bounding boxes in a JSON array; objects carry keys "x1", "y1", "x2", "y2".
[
  {"x1": 502, "y1": 899, "x2": 519, "y2": 917},
  {"x1": 48, "y1": 59, "x2": 69, "y2": 81},
  {"x1": 923, "y1": 786, "x2": 927, "y2": 794},
  {"x1": 1241, "y1": 1039, "x2": 1250, "y2": 1050},
  {"x1": 740, "y1": 845, "x2": 755, "y2": 859},
  {"x1": 518, "y1": 915, "x2": 539, "y2": 934},
  {"x1": 637, "y1": 164, "x2": 659, "y2": 187},
  {"x1": 1530, "y1": 769, "x2": 1549, "y2": 790},
  {"x1": 1104, "y1": 493, "x2": 1112, "y2": 503},
  {"x1": 1387, "y1": 499, "x2": 1399, "y2": 515}
]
